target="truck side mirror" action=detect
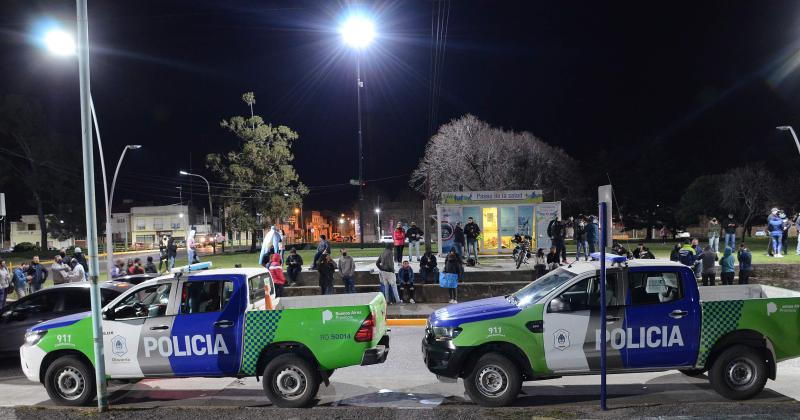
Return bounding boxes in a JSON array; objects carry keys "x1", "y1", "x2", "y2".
[
  {"x1": 549, "y1": 297, "x2": 571, "y2": 313},
  {"x1": 102, "y1": 308, "x2": 114, "y2": 321}
]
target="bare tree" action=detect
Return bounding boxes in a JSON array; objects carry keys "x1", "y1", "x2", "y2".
[
  {"x1": 719, "y1": 164, "x2": 778, "y2": 237},
  {"x1": 410, "y1": 114, "x2": 584, "y2": 207}
]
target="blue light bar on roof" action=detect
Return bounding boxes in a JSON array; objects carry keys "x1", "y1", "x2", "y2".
[
  {"x1": 590, "y1": 252, "x2": 628, "y2": 264},
  {"x1": 170, "y1": 261, "x2": 213, "y2": 274}
]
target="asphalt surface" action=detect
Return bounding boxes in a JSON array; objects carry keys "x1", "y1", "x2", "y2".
[{"x1": 1, "y1": 327, "x2": 800, "y2": 418}]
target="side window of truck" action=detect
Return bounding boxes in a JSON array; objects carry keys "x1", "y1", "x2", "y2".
[
  {"x1": 112, "y1": 283, "x2": 172, "y2": 320},
  {"x1": 628, "y1": 271, "x2": 683, "y2": 305},
  {"x1": 248, "y1": 274, "x2": 274, "y2": 304},
  {"x1": 180, "y1": 280, "x2": 234, "y2": 314},
  {"x1": 550, "y1": 274, "x2": 620, "y2": 312}
]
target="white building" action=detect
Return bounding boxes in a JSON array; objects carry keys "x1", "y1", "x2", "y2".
[
  {"x1": 129, "y1": 205, "x2": 211, "y2": 249},
  {"x1": 10, "y1": 215, "x2": 75, "y2": 250}
]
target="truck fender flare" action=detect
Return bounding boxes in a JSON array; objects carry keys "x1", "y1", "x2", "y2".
[
  {"x1": 254, "y1": 341, "x2": 322, "y2": 383},
  {"x1": 460, "y1": 341, "x2": 535, "y2": 380},
  {"x1": 706, "y1": 329, "x2": 777, "y2": 380},
  {"x1": 39, "y1": 349, "x2": 94, "y2": 384}
]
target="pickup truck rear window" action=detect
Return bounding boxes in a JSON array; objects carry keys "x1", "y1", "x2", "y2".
[{"x1": 248, "y1": 274, "x2": 274, "y2": 304}]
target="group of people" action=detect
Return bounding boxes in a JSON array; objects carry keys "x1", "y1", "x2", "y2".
[
  {"x1": 448, "y1": 217, "x2": 482, "y2": 264},
  {"x1": 668, "y1": 238, "x2": 753, "y2": 286},
  {"x1": 547, "y1": 215, "x2": 600, "y2": 263},
  {"x1": 0, "y1": 247, "x2": 89, "y2": 310},
  {"x1": 377, "y1": 242, "x2": 460, "y2": 304},
  {"x1": 764, "y1": 208, "x2": 800, "y2": 258}
]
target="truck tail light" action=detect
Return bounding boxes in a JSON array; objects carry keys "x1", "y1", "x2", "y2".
[{"x1": 355, "y1": 312, "x2": 375, "y2": 342}]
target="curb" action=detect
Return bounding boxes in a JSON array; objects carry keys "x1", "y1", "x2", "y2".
[{"x1": 387, "y1": 318, "x2": 427, "y2": 326}]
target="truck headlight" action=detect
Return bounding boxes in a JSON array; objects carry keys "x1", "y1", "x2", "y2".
[
  {"x1": 431, "y1": 326, "x2": 462, "y2": 341},
  {"x1": 24, "y1": 330, "x2": 47, "y2": 346}
]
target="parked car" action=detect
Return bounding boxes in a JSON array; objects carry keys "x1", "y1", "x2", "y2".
[
  {"x1": 0, "y1": 282, "x2": 131, "y2": 355},
  {"x1": 109, "y1": 273, "x2": 161, "y2": 285},
  {"x1": 22, "y1": 266, "x2": 388, "y2": 407},
  {"x1": 754, "y1": 230, "x2": 767, "y2": 237},
  {"x1": 379, "y1": 235, "x2": 394, "y2": 244},
  {"x1": 423, "y1": 258, "x2": 800, "y2": 406},
  {"x1": 676, "y1": 231, "x2": 691, "y2": 238}
]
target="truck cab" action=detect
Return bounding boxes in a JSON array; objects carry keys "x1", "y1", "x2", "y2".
[{"x1": 423, "y1": 259, "x2": 800, "y2": 406}]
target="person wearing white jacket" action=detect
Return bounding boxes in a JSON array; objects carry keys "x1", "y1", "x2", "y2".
[
  {"x1": 64, "y1": 258, "x2": 87, "y2": 283},
  {"x1": 0, "y1": 260, "x2": 9, "y2": 311}
]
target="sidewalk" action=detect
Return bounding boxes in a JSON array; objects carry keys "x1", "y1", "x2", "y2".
[{"x1": 387, "y1": 302, "x2": 446, "y2": 319}]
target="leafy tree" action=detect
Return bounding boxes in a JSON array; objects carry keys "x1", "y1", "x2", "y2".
[
  {"x1": 410, "y1": 115, "x2": 584, "y2": 210},
  {"x1": 677, "y1": 175, "x2": 725, "y2": 226},
  {"x1": 207, "y1": 92, "x2": 308, "y2": 251}
]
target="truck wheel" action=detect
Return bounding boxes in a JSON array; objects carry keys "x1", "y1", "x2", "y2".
[
  {"x1": 709, "y1": 345, "x2": 767, "y2": 400},
  {"x1": 464, "y1": 353, "x2": 521, "y2": 407},
  {"x1": 44, "y1": 356, "x2": 96, "y2": 406},
  {"x1": 679, "y1": 368, "x2": 706, "y2": 377},
  {"x1": 262, "y1": 353, "x2": 320, "y2": 408}
]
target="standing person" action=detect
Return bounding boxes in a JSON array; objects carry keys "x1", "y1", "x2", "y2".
[
  {"x1": 737, "y1": 243, "x2": 753, "y2": 284},
  {"x1": 548, "y1": 216, "x2": 567, "y2": 263},
  {"x1": 111, "y1": 259, "x2": 124, "y2": 278},
  {"x1": 586, "y1": 216, "x2": 599, "y2": 254},
  {"x1": 73, "y1": 247, "x2": 88, "y2": 275},
  {"x1": 285, "y1": 248, "x2": 303, "y2": 287},
  {"x1": 678, "y1": 239, "x2": 697, "y2": 271},
  {"x1": 392, "y1": 223, "x2": 406, "y2": 263},
  {"x1": 719, "y1": 247, "x2": 736, "y2": 285},
  {"x1": 310, "y1": 235, "x2": 329, "y2": 270},
  {"x1": 796, "y1": 212, "x2": 800, "y2": 256},
  {"x1": 167, "y1": 237, "x2": 178, "y2": 271},
  {"x1": 187, "y1": 227, "x2": 199, "y2": 264},
  {"x1": 659, "y1": 226, "x2": 670, "y2": 243},
  {"x1": 405, "y1": 222, "x2": 423, "y2": 262},
  {"x1": 158, "y1": 235, "x2": 169, "y2": 272},
  {"x1": 768, "y1": 209, "x2": 784, "y2": 258},
  {"x1": 419, "y1": 250, "x2": 438, "y2": 284},
  {"x1": 452, "y1": 222, "x2": 466, "y2": 259},
  {"x1": 270, "y1": 226, "x2": 282, "y2": 263},
  {"x1": 533, "y1": 248, "x2": 547, "y2": 277},
  {"x1": 50, "y1": 255, "x2": 69, "y2": 285},
  {"x1": 781, "y1": 211, "x2": 791, "y2": 257},
  {"x1": 132, "y1": 258, "x2": 145, "y2": 274},
  {"x1": 376, "y1": 243, "x2": 400, "y2": 304},
  {"x1": 316, "y1": 252, "x2": 336, "y2": 295},
  {"x1": 13, "y1": 262, "x2": 30, "y2": 298},
  {"x1": 691, "y1": 238, "x2": 703, "y2": 278},
  {"x1": 338, "y1": 248, "x2": 356, "y2": 294},
  {"x1": 278, "y1": 229, "x2": 286, "y2": 264},
  {"x1": 64, "y1": 258, "x2": 87, "y2": 282},
  {"x1": 27, "y1": 256, "x2": 48, "y2": 293},
  {"x1": 723, "y1": 214, "x2": 738, "y2": 250},
  {"x1": 464, "y1": 217, "x2": 481, "y2": 264},
  {"x1": 268, "y1": 253, "x2": 286, "y2": 297},
  {"x1": 574, "y1": 217, "x2": 588, "y2": 261},
  {"x1": 670, "y1": 244, "x2": 681, "y2": 262},
  {"x1": 565, "y1": 217, "x2": 575, "y2": 242},
  {"x1": 698, "y1": 246, "x2": 718, "y2": 286},
  {"x1": 632, "y1": 243, "x2": 646, "y2": 259},
  {"x1": 441, "y1": 249, "x2": 463, "y2": 303},
  {"x1": 397, "y1": 260, "x2": 415, "y2": 304},
  {"x1": 0, "y1": 261, "x2": 9, "y2": 311},
  {"x1": 708, "y1": 217, "x2": 721, "y2": 253},
  {"x1": 144, "y1": 256, "x2": 157, "y2": 273}
]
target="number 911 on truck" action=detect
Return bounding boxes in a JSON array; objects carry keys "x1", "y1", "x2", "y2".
[
  {"x1": 422, "y1": 259, "x2": 800, "y2": 407},
  {"x1": 20, "y1": 264, "x2": 389, "y2": 408}
]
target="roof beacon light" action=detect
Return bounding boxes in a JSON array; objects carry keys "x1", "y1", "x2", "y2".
[
  {"x1": 590, "y1": 252, "x2": 627, "y2": 265},
  {"x1": 171, "y1": 261, "x2": 213, "y2": 274}
]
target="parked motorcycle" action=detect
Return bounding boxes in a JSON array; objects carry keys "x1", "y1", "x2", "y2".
[{"x1": 511, "y1": 234, "x2": 532, "y2": 269}]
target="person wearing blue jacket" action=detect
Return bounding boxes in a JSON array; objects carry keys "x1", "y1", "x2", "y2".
[
  {"x1": 737, "y1": 243, "x2": 753, "y2": 284},
  {"x1": 719, "y1": 246, "x2": 736, "y2": 285},
  {"x1": 12, "y1": 262, "x2": 29, "y2": 298},
  {"x1": 768, "y1": 209, "x2": 784, "y2": 258}
]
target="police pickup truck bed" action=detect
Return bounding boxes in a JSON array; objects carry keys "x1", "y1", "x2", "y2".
[
  {"x1": 21, "y1": 267, "x2": 388, "y2": 408},
  {"x1": 422, "y1": 259, "x2": 800, "y2": 406}
]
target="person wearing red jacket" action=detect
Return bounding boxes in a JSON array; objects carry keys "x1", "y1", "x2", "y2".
[
  {"x1": 393, "y1": 223, "x2": 406, "y2": 264},
  {"x1": 267, "y1": 253, "x2": 286, "y2": 297}
]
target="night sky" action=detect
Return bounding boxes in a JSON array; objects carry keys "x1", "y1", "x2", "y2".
[{"x1": 3, "y1": 0, "x2": 800, "y2": 217}]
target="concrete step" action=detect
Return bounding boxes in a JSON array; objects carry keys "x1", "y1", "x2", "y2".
[
  {"x1": 282, "y1": 281, "x2": 530, "y2": 304},
  {"x1": 290, "y1": 268, "x2": 536, "y2": 286}
]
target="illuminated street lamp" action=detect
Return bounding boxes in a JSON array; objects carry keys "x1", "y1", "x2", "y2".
[
  {"x1": 179, "y1": 170, "x2": 213, "y2": 237},
  {"x1": 375, "y1": 207, "x2": 381, "y2": 238},
  {"x1": 340, "y1": 13, "x2": 376, "y2": 247},
  {"x1": 776, "y1": 126, "x2": 800, "y2": 157}
]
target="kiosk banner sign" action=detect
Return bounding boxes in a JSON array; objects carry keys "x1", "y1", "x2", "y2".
[
  {"x1": 439, "y1": 206, "x2": 463, "y2": 253},
  {"x1": 441, "y1": 190, "x2": 543, "y2": 204}
]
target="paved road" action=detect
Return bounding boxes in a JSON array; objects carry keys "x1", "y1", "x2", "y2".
[{"x1": 1, "y1": 326, "x2": 800, "y2": 418}]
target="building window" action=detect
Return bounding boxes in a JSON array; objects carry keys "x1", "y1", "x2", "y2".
[
  {"x1": 171, "y1": 222, "x2": 181, "y2": 229},
  {"x1": 136, "y1": 219, "x2": 146, "y2": 230},
  {"x1": 153, "y1": 218, "x2": 163, "y2": 230},
  {"x1": 27, "y1": 224, "x2": 36, "y2": 231}
]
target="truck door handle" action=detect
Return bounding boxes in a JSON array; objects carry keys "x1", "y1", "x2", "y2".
[
  {"x1": 149, "y1": 325, "x2": 169, "y2": 330},
  {"x1": 214, "y1": 320, "x2": 234, "y2": 328},
  {"x1": 669, "y1": 310, "x2": 688, "y2": 319},
  {"x1": 605, "y1": 316, "x2": 620, "y2": 322}
]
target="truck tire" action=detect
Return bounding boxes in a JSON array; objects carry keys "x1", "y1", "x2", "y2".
[
  {"x1": 44, "y1": 355, "x2": 96, "y2": 406},
  {"x1": 709, "y1": 345, "x2": 767, "y2": 400},
  {"x1": 464, "y1": 352, "x2": 522, "y2": 407},
  {"x1": 262, "y1": 353, "x2": 320, "y2": 408}
]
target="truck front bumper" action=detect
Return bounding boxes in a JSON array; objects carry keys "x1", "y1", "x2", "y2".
[
  {"x1": 361, "y1": 334, "x2": 389, "y2": 365},
  {"x1": 20, "y1": 344, "x2": 46, "y2": 383},
  {"x1": 421, "y1": 334, "x2": 471, "y2": 379}
]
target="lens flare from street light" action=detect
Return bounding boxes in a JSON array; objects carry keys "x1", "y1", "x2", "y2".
[
  {"x1": 179, "y1": 170, "x2": 189, "y2": 175},
  {"x1": 340, "y1": 15, "x2": 375, "y2": 49},
  {"x1": 43, "y1": 29, "x2": 76, "y2": 56}
]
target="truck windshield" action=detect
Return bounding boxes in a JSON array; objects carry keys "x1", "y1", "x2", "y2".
[{"x1": 510, "y1": 268, "x2": 576, "y2": 307}]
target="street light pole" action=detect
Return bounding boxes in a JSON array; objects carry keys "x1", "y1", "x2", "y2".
[
  {"x1": 180, "y1": 170, "x2": 213, "y2": 236},
  {"x1": 356, "y1": 52, "x2": 365, "y2": 248},
  {"x1": 777, "y1": 126, "x2": 800, "y2": 157},
  {"x1": 75, "y1": 0, "x2": 108, "y2": 411}
]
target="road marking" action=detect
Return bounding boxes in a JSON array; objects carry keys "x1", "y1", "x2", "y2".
[{"x1": 388, "y1": 319, "x2": 427, "y2": 326}]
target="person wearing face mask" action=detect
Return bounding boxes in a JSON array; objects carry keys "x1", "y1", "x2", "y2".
[{"x1": 338, "y1": 248, "x2": 356, "y2": 293}]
